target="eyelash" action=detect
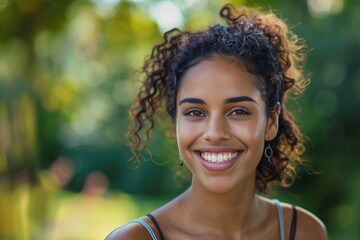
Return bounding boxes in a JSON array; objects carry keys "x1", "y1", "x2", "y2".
[
  {"x1": 228, "y1": 108, "x2": 250, "y2": 117},
  {"x1": 184, "y1": 109, "x2": 205, "y2": 118}
]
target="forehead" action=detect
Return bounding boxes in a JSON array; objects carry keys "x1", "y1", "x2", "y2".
[{"x1": 177, "y1": 57, "x2": 261, "y2": 102}]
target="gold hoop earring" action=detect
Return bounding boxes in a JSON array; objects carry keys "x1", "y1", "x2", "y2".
[{"x1": 264, "y1": 144, "x2": 273, "y2": 164}]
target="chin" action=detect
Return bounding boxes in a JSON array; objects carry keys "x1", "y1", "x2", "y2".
[{"x1": 198, "y1": 176, "x2": 243, "y2": 194}]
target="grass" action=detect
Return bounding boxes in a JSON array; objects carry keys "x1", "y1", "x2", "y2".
[{"x1": 43, "y1": 191, "x2": 170, "y2": 240}]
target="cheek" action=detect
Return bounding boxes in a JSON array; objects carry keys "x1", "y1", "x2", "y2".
[
  {"x1": 176, "y1": 119, "x2": 200, "y2": 149},
  {"x1": 230, "y1": 121, "x2": 267, "y2": 165},
  {"x1": 176, "y1": 116, "x2": 189, "y2": 150},
  {"x1": 230, "y1": 118, "x2": 267, "y2": 144}
]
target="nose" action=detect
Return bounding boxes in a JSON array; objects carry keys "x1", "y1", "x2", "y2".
[{"x1": 203, "y1": 114, "x2": 230, "y2": 142}]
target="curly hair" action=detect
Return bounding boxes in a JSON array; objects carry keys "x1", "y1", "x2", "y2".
[{"x1": 126, "y1": 4, "x2": 309, "y2": 192}]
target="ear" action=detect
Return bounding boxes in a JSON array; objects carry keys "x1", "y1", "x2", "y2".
[{"x1": 265, "y1": 102, "x2": 281, "y2": 141}]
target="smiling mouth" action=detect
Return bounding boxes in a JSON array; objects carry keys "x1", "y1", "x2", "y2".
[{"x1": 200, "y1": 151, "x2": 241, "y2": 163}]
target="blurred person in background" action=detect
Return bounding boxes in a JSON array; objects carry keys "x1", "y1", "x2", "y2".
[{"x1": 106, "y1": 3, "x2": 327, "y2": 240}]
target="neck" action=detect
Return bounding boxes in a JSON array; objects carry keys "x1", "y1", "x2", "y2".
[{"x1": 179, "y1": 177, "x2": 262, "y2": 235}]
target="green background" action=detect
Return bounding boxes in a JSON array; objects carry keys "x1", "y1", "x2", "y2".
[{"x1": 1, "y1": 0, "x2": 359, "y2": 239}]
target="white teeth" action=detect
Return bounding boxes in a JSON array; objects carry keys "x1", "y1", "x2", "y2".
[{"x1": 200, "y1": 152, "x2": 239, "y2": 163}]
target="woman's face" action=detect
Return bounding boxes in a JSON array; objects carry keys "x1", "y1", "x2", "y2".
[{"x1": 175, "y1": 57, "x2": 278, "y2": 194}]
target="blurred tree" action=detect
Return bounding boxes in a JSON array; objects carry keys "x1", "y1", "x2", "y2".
[{"x1": 1, "y1": 0, "x2": 77, "y2": 238}]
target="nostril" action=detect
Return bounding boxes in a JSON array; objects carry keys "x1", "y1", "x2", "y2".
[{"x1": 203, "y1": 127, "x2": 230, "y2": 142}]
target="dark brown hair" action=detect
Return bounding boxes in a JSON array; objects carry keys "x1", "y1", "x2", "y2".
[{"x1": 127, "y1": 4, "x2": 308, "y2": 192}]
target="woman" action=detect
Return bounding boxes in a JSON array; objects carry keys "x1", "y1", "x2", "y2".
[{"x1": 106, "y1": 3, "x2": 327, "y2": 240}]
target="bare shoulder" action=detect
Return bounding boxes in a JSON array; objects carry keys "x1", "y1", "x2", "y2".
[
  {"x1": 295, "y1": 206, "x2": 328, "y2": 240},
  {"x1": 282, "y1": 203, "x2": 328, "y2": 240},
  {"x1": 105, "y1": 221, "x2": 151, "y2": 240}
]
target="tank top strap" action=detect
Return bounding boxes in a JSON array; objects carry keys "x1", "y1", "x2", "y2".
[
  {"x1": 146, "y1": 213, "x2": 165, "y2": 240},
  {"x1": 290, "y1": 205, "x2": 298, "y2": 240},
  {"x1": 129, "y1": 219, "x2": 158, "y2": 240},
  {"x1": 273, "y1": 199, "x2": 286, "y2": 240}
]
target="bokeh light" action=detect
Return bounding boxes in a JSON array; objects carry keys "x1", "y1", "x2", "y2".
[
  {"x1": 307, "y1": 0, "x2": 344, "y2": 18},
  {"x1": 149, "y1": 1, "x2": 185, "y2": 32}
]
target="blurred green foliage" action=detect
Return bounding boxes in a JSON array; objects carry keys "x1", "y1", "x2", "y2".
[{"x1": 0, "y1": 0, "x2": 359, "y2": 239}]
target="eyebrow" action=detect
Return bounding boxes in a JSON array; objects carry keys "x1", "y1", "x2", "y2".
[
  {"x1": 179, "y1": 96, "x2": 257, "y2": 105},
  {"x1": 179, "y1": 98, "x2": 205, "y2": 105},
  {"x1": 224, "y1": 96, "x2": 257, "y2": 104}
]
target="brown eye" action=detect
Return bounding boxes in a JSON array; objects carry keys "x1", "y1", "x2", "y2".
[
  {"x1": 184, "y1": 109, "x2": 205, "y2": 118},
  {"x1": 228, "y1": 108, "x2": 250, "y2": 117}
]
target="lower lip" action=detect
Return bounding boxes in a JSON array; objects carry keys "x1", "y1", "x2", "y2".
[{"x1": 199, "y1": 153, "x2": 241, "y2": 171}]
